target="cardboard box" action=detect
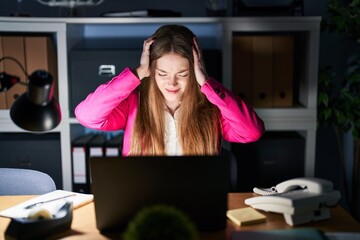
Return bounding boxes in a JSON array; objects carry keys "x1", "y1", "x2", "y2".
[
  {"x1": 6, "y1": 82, "x2": 26, "y2": 108},
  {"x1": 25, "y1": 36, "x2": 58, "y2": 99},
  {"x1": 2, "y1": 36, "x2": 26, "y2": 82},
  {"x1": 0, "y1": 91, "x2": 6, "y2": 109}
]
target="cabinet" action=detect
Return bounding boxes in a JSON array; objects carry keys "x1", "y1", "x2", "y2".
[{"x1": 0, "y1": 17, "x2": 321, "y2": 191}]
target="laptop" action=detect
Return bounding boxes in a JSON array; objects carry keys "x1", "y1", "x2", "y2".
[{"x1": 89, "y1": 155, "x2": 229, "y2": 233}]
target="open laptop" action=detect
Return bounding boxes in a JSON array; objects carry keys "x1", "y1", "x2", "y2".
[{"x1": 89, "y1": 155, "x2": 229, "y2": 233}]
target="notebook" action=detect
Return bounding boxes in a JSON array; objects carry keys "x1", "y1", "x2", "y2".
[
  {"x1": 0, "y1": 190, "x2": 93, "y2": 219},
  {"x1": 89, "y1": 155, "x2": 229, "y2": 233}
]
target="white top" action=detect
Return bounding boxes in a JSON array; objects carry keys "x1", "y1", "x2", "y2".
[{"x1": 164, "y1": 109, "x2": 182, "y2": 155}]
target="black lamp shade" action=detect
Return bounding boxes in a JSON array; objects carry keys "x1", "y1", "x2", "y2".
[{"x1": 10, "y1": 70, "x2": 61, "y2": 132}]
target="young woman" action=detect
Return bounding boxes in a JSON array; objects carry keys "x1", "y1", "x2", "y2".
[{"x1": 75, "y1": 24, "x2": 265, "y2": 156}]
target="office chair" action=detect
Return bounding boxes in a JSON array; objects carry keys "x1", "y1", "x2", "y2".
[
  {"x1": 0, "y1": 168, "x2": 56, "y2": 195},
  {"x1": 220, "y1": 148, "x2": 238, "y2": 192}
]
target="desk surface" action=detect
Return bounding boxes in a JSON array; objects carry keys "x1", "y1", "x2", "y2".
[{"x1": 1, "y1": 193, "x2": 359, "y2": 240}]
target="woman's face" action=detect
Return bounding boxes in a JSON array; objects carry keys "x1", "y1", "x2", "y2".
[{"x1": 155, "y1": 52, "x2": 189, "y2": 110}]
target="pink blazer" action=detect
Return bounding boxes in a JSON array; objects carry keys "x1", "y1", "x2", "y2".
[{"x1": 75, "y1": 68, "x2": 265, "y2": 156}]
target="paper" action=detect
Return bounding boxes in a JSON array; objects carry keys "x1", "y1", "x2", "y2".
[
  {"x1": 0, "y1": 190, "x2": 93, "y2": 219},
  {"x1": 227, "y1": 207, "x2": 266, "y2": 226}
]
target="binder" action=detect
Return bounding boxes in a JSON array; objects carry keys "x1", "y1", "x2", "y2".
[
  {"x1": 2, "y1": 36, "x2": 26, "y2": 108},
  {"x1": 24, "y1": 36, "x2": 58, "y2": 99},
  {"x1": 252, "y1": 36, "x2": 273, "y2": 107},
  {"x1": 232, "y1": 36, "x2": 253, "y2": 105},
  {"x1": 0, "y1": 36, "x2": 4, "y2": 72},
  {"x1": 71, "y1": 134, "x2": 95, "y2": 193},
  {"x1": 104, "y1": 133, "x2": 124, "y2": 157},
  {"x1": 5, "y1": 82, "x2": 26, "y2": 109},
  {"x1": 273, "y1": 36, "x2": 294, "y2": 107},
  {"x1": 88, "y1": 134, "x2": 105, "y2": 158},
  {"x1": 0, "y1": 57, "x2": 5, "y2": 106},
  {"x1": 2, "y1": 36, "x2": 26, "y2": 81},
  {"x1": 0, "y1": 92, "x2": 5, "y2": 109}
]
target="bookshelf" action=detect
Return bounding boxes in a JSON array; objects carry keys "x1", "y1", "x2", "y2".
[{"x1": 0, "y1": 17, "x2": 321, "y2": 191}]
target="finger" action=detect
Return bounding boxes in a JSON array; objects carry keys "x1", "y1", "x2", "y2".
[
  {"x1": 192, "y1": 46, "x2": 200, "y2": 66},
  {"x1": 143, "y1": 38, "x2": 155, "y2": 50},
  {"x1": 192, "y1": 37, "x2": 201, "y2": 59}
]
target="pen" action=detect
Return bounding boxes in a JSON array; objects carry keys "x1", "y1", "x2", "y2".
[{"x1": 24, "y1": 194, "x2": 77, "y2": 210}]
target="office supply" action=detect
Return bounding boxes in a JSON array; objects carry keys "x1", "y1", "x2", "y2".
[
  {"x1": 231, "y1": 228, "x2": 328, "y2": 240},
  {"x1": 10, "y1": 70, "x2": 61, "y2": 132},
  {"x1": 272, "y1": 36, "x2": 294, "y2": 107},
  {"x1": 71, "y1": 134, "x2": 95, "y2": 193},
  {"x1": 252, "y1": 36, "x2": 273, "y2": 107},
  {"x1": 88, "y1": 134, "x2": 105, "y2": 157},
  {"x1": 89, "y1": 155, "x2": 229, "y2": 233},
  {"x1": 245, "y1": 177, "x2": 341, "y2": 226},
  {"x1": 1, "y1": 193, "x2": 360, "y2": 239},
  {"x1": 69, "y1": 49, "x2": 141, "y2": 117},
  {"x1": 5, "y1": 202, "x2": 73, "y2": 240},
  {"x1": 0, "y1": 190, "x2": 93, "y2": 219},
  {"x1": 226, "y1": 207, "x2": 266, "y2": 226},
  {"x1": 104, "y1": 133, "x2": 124, "y2": 157},
  {"x1": 232, "y1": 36, "x2": 253, "y2": 104},
  {"x1": 24, "y1": 193, "x2": 76, "y2": 210}
]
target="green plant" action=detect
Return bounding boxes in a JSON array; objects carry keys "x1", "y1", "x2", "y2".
[
  {"x1": 318, "y1": 62, "x2": 360, "y2": 212},
  {"x1": 318, "y1": 0, "x2": 360, "y2": 219},
  {"x1": 322, "y1": 0, "x2": 360, "y2": 43},
  {"x1": 123, "y1": 204, "x2": 198, "y2": 240}
]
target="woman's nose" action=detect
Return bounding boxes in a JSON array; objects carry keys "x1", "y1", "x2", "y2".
[{"x1": 168, "y1": 76, "x2": 178, "y2": 86}]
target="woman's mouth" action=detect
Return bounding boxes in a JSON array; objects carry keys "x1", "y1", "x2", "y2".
[{"x1": 166, "y1": 89, "x2": 180, "y2": 94}]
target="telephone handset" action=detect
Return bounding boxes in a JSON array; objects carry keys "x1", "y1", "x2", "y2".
[
  {"x1": 276, "y1": 177, "x2": 333, "y2": 194},
  {"x1": 252, "y1": 177, "x2": 334, "y2": 195},
  {"x1": 245, "y1": 177, "x2": 341, "y2": 226}
]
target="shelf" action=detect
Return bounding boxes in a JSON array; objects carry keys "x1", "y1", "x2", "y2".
[{"x1": 0, "y1": 17, "x2": 321, "y2": 191}]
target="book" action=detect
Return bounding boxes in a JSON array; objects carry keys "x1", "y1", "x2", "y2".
[
  {"x1": 0, "y1": 190, "x2": 93, "y2": 219},
  {"x1": 231, "y1": 228, "x2": 329, "y2": 240},
  {"x1": 226, "y1": 207, "x2": 266, "y2": 226}
]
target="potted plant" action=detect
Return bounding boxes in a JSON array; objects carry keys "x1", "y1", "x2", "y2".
[
  {"x1": 123, "y1": 204, "x2": 198, "y2": 240},
  {"x1": 318, "y1": 0, "x2": 360, "y2": 220}
]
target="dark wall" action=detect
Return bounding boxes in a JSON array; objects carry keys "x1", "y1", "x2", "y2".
[
  {"x1": 1, "y1": 0, "x2": 211, "y2": 17},
  {"x1": 0, "y1": 0, "x2": 326, "y2": 18}
]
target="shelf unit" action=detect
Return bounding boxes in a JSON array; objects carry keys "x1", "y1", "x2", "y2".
[{"x1": 0, "y1": 17, "x2": 321, "y2": 191}]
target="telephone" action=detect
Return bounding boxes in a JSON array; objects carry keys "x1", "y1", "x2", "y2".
[{"x1": 244, "y1": 177, "x2": 341, "y2": 226}]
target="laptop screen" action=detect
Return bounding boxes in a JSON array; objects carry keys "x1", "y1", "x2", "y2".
[{"x1": 89, "y1": 155, "x2": 230, "y2": 233}]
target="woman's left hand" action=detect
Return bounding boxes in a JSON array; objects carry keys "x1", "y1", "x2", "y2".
[{"x1": 192, "y1": 37, "x2": 208, "y2": 86}]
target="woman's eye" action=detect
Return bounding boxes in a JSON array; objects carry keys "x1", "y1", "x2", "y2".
[
  {"x1": 178, "y1": 74, "x2": 188, "y2": 78},
  {"x1": 158, "y1": 73, "x2": 167, "y2": 77}
]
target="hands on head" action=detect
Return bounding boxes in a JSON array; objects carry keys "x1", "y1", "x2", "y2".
[
  {"x1": 135, "y1": 33, "x2": 208, "y2": 86},
  {"x1": 192, "y1": 36, "x2": 208, "y2": 86},
  {"x1": 136, "y1": 37, "x2": 155, "y2": 80}
]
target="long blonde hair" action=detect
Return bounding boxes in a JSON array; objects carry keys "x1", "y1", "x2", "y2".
[{"x1": 129, "y1": 25, "x2": 221, "y2": 155}]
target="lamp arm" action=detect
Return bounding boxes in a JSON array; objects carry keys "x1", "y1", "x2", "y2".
[{"x1": 0, "y1": 56, "x2": 29, "y2": 84}]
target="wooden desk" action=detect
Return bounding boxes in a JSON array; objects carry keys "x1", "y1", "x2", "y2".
[{"x1": 1, "y1": 193, "x2": 359, "y2": 240}]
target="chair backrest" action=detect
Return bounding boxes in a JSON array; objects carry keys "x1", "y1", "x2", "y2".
[
  {"x1": 0, "y1": 168, "x2": 56, "y2": 195},
  {"x1": 220, "y1": 148, "x2": 238, "y2": 192}
]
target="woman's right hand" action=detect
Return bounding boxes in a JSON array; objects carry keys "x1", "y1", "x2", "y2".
[{"x1": 135, "y1": 37, "x2": 154, "y2": 80}]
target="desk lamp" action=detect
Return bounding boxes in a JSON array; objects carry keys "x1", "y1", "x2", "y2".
[{"x1": 1, "y1": 56, "x2": 61, "y2": 132}]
